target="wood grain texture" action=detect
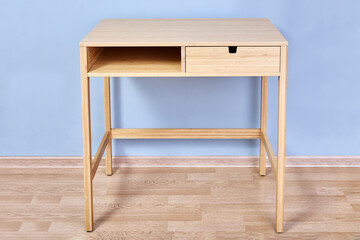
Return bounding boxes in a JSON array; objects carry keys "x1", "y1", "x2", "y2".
[
  {"x1": 0, "y1": 156, "x2": 360, "y2": 168},
  {"x1": 103, "y1": 77, "x2": 112, "y2": 176},
  {"x1": 276, "y1": 45, "x2": 288, "y2": 232},
  {"x1": 86, "y1": 46, "x2": 280, "y2": 77},
  {"x1": 80, "y1": 46, "x2": 93, "y2": 231},
  {"x1": 80, "y1": 18, "x2": 288, "y2": 47},
  {"x1": 2, "y1": 156, "x2": 360, "y2": 168},
  {"x1": 259, "y1": 76, "x2": 268, "y2": 176},
  {"x1": 1, "y1": 166, "x2": 360, "y2": 239},
  {"x1": 79, "y1": 18, "x2": 290, "y2": 232},
  {"x1": 186, "y1": 47, "x2": 280, "y2": 74},
  {"x1": 262, "y1": 132, "x2": 277, "y2": 179},
  {"x1": 86, "y1": 47, "x2": 104, "y2": 71},
  {"x1": 88, "y1": 47, "x2": 182, "y2": 77},
  {"x1": 92, "y1": 131, "x2": 110, "y2": 179},
  {"x1": 181, "y1": 46, "x2": 186, "y2": 72},
  {"x1": 110, "y1": 128, "x2": 261, "y2": 139}
]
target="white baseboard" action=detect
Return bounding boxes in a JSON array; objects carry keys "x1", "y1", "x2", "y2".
[{"x1": 0, "y1": 156, "x2": 359, "y2": 168}]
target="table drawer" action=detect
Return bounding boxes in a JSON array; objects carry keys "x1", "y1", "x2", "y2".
[{"x1": 186, "y1": 47, "x2": 280, "y2": 74}]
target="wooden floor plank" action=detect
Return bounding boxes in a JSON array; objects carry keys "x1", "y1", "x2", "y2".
[{"x1": 1, "y1": 166, "x2": 360, "y2": 238}]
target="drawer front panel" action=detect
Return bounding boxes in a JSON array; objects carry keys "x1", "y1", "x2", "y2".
[{"x1": 186, "y1": 47, "x2": 280, "y2": 74}]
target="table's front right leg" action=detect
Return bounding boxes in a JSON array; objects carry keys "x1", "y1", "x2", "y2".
[
  {"x1": 276, "y1": 45, "x2": 287, "y2": 233},
  {"x1": 80, "y1": 47, "x2": 93, "y2": 232}
]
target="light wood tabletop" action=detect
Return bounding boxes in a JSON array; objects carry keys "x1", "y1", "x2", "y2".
[
  {"x1": 80, "y1": 18, "x2": 288, "y2": 47},
  {"x1": 80, "y1": 18, "x2": 288, "y2": 233}
]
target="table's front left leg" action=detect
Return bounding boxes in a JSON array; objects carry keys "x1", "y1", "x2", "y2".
[
  {"x1": 80, "y1": 47, "x2": 93, "y2": 232},
  {"x1": 276, "y1": 45, "x2": 287, "y2": 233}
]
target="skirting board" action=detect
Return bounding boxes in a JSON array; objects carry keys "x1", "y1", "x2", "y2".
[{"x1": 0, "y1": 156, "x2": 359, "y2": 168}]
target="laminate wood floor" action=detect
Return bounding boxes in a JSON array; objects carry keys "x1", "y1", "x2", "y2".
[{"x1": 1, "y1": 167, "x2": 360, "y2": 239}]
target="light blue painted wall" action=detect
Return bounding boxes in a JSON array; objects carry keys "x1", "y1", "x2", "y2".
[{"x1": 1, "y1": 0, "x2": 359, "y2": 156}]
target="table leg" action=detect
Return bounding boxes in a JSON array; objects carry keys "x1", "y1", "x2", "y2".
[
  {"x1": 80, "y1": 47, "x2": 93, "y2": 232},
  {"x1": 259, "y1": 76, "x2": 268, "y2": 176},
  {"x1": 104, "y1": 77, "x2": 112, "y2": 176},
  {"x1": 276, "y1": 46, "x2": 287, "y2": 233}
]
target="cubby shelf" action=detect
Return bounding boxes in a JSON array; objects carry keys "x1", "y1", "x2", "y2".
[{"x1": 88, "y1": 47, "x2": 182, "y2": 77}]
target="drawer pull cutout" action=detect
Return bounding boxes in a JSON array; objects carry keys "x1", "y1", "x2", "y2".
[{"x1": 228, "y1": 46, "x2": 237, "y2": 53}]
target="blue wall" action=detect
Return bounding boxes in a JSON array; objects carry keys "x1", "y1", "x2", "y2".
[{"x1": 1, "y1": 0, "x2": 360, "y2": 156}]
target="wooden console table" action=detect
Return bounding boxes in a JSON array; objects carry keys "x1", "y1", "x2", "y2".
[{"x1": 80, "y1": 18, "x2": 288, "y2": 232}]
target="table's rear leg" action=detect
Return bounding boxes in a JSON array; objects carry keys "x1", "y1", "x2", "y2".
[
  {"x1": 104, "y1": 77, "x2": 112, "y2": 176},
  {"x1": 276, "y1": 46, "x2": 287, "y2": 233},
  {"x1": 259, "y1": 76, "x2": 268, "y2": 176},
  {"x1": 80, "y1": 47, "x2": 93, "y2": 232}
]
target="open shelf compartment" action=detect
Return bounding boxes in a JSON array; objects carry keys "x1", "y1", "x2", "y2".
[{"x1": 87, "y1": 47, "x2": 183, "y2": 77}]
